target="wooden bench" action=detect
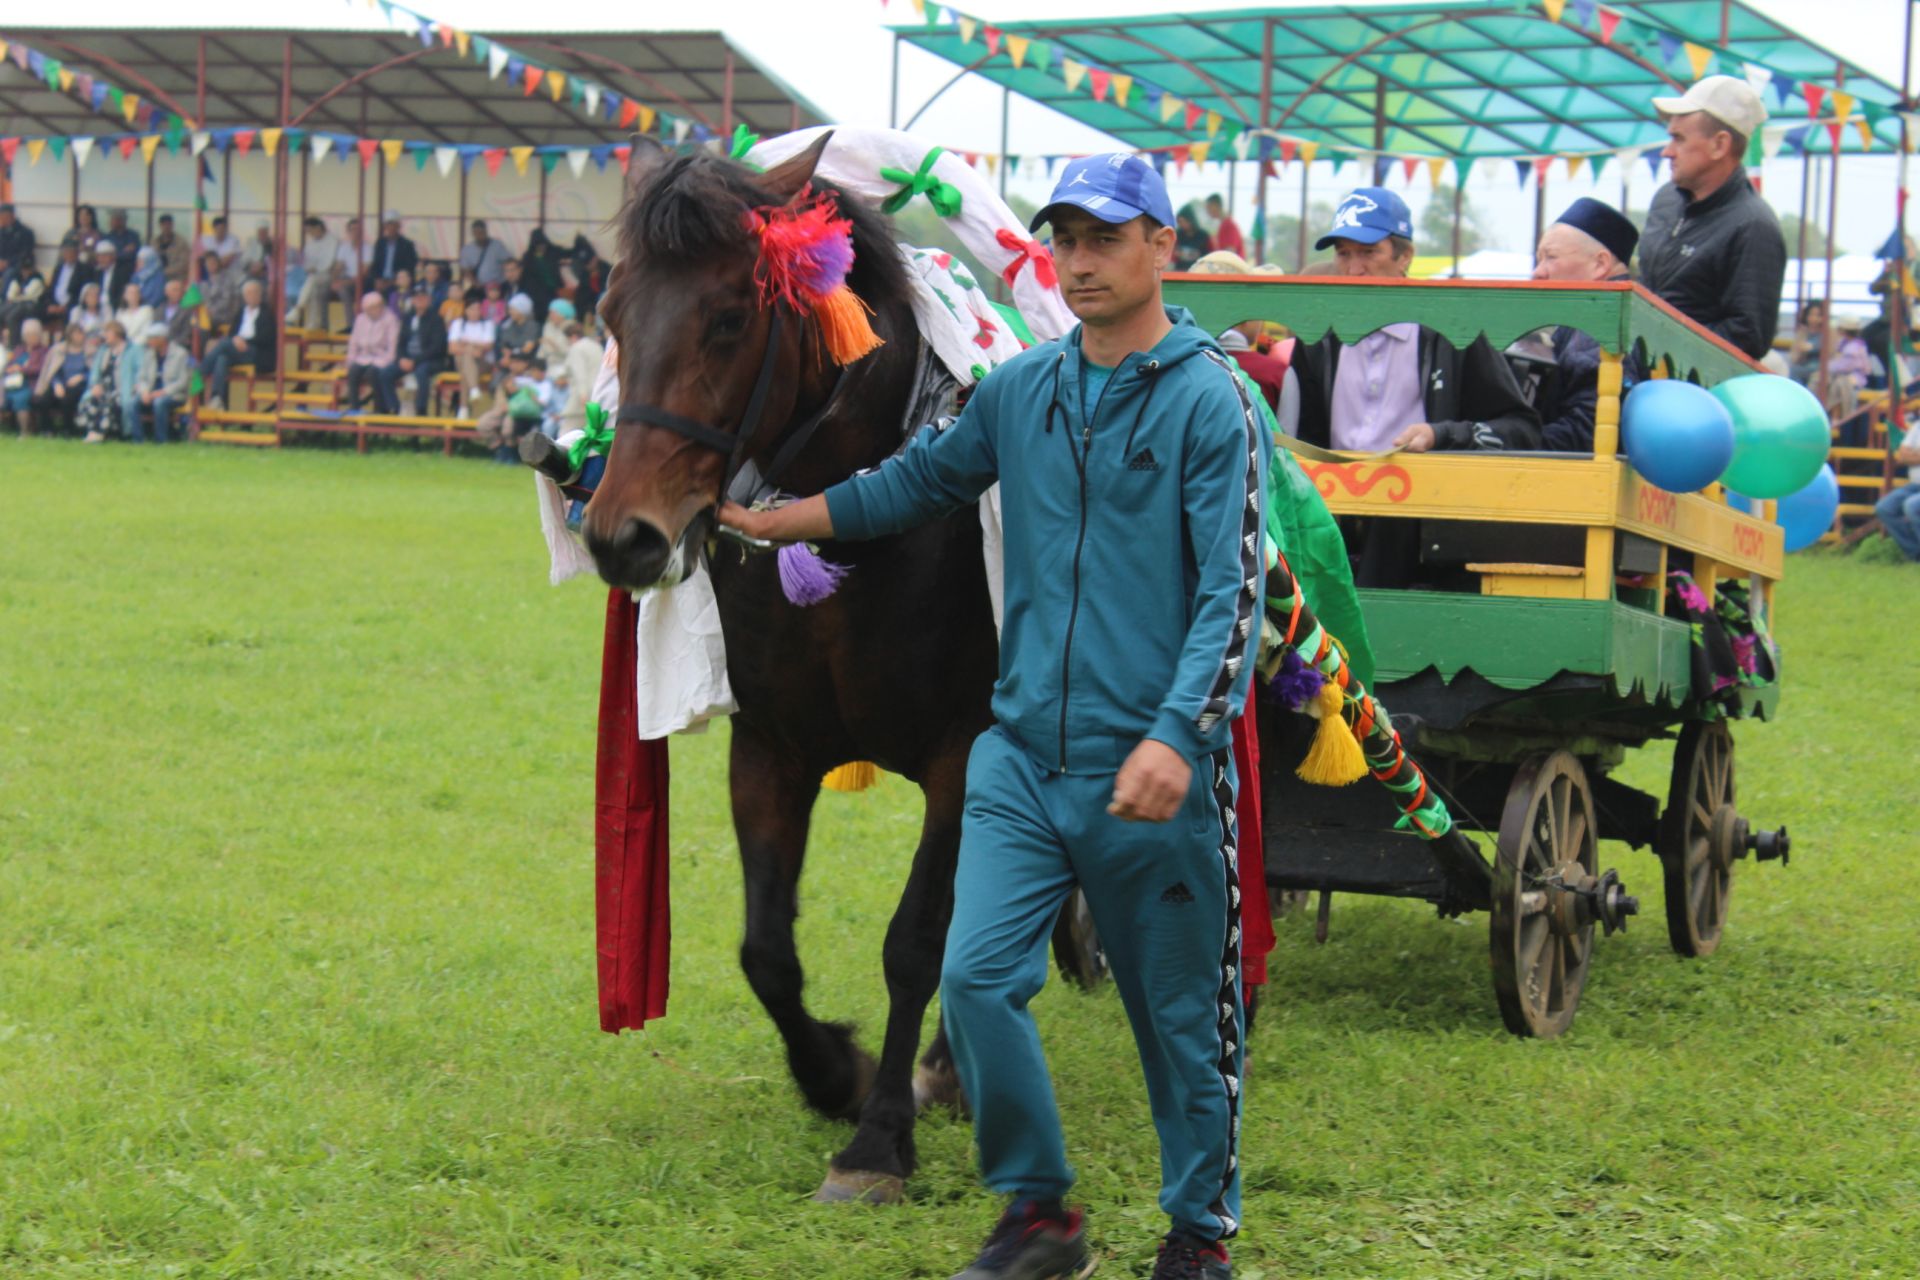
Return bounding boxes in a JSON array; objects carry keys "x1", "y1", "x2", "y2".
[{"x1": 279, "y1": 409, "x2": 479, "y2": 455}]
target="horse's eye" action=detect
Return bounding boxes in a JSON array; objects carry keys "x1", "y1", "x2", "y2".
[{"x1": 708, "y1": 309, "x2": 748, "y2": 340}]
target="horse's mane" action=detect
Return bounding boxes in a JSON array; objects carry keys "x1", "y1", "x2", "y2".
[{"x1": 616, "y1": 150, "x2": 910, "y2": 317}]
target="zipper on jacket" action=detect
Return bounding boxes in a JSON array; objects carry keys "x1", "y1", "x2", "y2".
[{"x1": 1058, "y1": 395, "x2": 1094, "y2": 772}]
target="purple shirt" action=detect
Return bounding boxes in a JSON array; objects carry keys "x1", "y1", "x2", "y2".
[{"x1": 1329, "y1": 322, "x2": 1423, "y2": 452}]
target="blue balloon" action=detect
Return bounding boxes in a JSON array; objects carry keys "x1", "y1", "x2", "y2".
[
  {"x1": 1620, "y1": 379, "x2": 1737, "y2": 493},
  {"x1": 1726, "y1": 464, "x2": 1840, "y2": 552}
]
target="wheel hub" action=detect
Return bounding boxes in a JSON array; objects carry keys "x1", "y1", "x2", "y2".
[{"x1": 1710, "y1": 804, "x2": 1744, "y2": 873}]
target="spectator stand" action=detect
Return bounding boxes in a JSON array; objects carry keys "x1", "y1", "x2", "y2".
[{"x1": 0, "y1": 18, "x2": 826, "y2": 450}]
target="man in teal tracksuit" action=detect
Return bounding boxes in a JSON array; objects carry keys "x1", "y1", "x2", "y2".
[{"x1": 722, "y1": 154, "x2": 1267, "y2": 1280}]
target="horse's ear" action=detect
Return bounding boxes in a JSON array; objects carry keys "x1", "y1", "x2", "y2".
[
  {"x1": 757, "y1": 130, "x2": 835, "y2": 204},
  {"x1": 625, "y1": 135, "x2": 669, "y2": 201}
]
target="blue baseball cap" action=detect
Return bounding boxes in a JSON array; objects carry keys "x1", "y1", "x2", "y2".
[
  {"x1": 1030, "y1": 153, "x2": 1177, "y2": 233},
  {"x1": 1314, "y1": 187, "x2": 1415, "y2": 251}
]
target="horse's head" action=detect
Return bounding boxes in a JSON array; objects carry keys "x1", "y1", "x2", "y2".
[{"x1": 585, "y1": 132, "x2": 899, "y2": 592}]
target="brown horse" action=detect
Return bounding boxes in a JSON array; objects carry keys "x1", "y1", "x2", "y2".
[{"x1": 585, "y1": 134, "x2": 999, "y2": 1202}]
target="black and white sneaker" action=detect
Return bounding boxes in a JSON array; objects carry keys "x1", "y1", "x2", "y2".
[
  {"x1": 950, "y1": 1199, "x2": 1096, "y2": 1280},
  {"x1": 1150, "y1": 1231, "x2": 1231, "y2": 1280}
]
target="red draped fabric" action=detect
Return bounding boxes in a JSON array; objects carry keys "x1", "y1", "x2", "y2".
[
  {"x1": 595, "y1": 588, "x2": 672, "y2": 1032},
  {"x1": 1231, "y1": 685, "x2": 1275, "y2": 987}
]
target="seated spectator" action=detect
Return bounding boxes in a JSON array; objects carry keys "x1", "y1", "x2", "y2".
[
  {"x1": 1173, "y1": 203, "x2": 1212, "y2": 270},
  {"x1": 1788, "y1": 300, "x2": 1827, "y2": 385},
  {"x1": 566, "y1": 233, "x2": 607, "y2": 321},
  {"x1": 387, "y1": 268, "x2": 414, "y2": 311},
  {"x1": 1, "y1": 258, "x2": 47, "y2": 343},
  {"x1": 31, "y1": 328, "x2": 92, "y2": 435},
  {"x1": 71, "y1": 204, "x2": 103, "y2": 258},
  {"x1": 420, "y1": 260, "x2": 450, "y2": 311},
  {"x1": 199, "y1": 215, "x2": 242, "y2": 278},
  {"x1": 78, "y1": 321, "x2": 131, "y2": 443},
  {"x1": 344, "y1": 291, "x2": 400, "y2": 414},
  {"x1": 522, "y1": 229, "x2": 561, "y2": 320},
  {"x1": 1874, "y1": 419, "x2": 1920, "y2": 562},
  {"x1": 1188, "y1": 249, "x2": 1293, "y2": 416},
  {"x1": 292, "y1": 217, "x2": 340, "y2": 332},
  {"x1": 395, "y1": 284, "x2": 449, "y2": 417},
  {"x1": 478, "y1": 279, "x2": 507, "y2": 325},
  {"x1": 1291, "y1": 187, "x2": 1540, "y2": 587},
  {"x1": 131, "y1": 246, "x2": 167, "y2": 309},
  {"x1": 152, "y1": 213, "x2": 188, "y2": 285},
  {"x1": 3, "y1": 318, "x2": 51, "y2": 435},
  {"x1": 1204, "y1": 193, "x2": 1247, "y2": 259},
  {"x1": 93, "y1": 241, "x2": 132, "y2": 308},
  {"x1": 129, "y1": 329, "x2": 190, "y2": 444},
  {"x1": 44, "y1": 237, "x2": 93, "y2": 324},
  {"x1": 472, "y1": 351, "x2": 552, "y2": 460},
  {"x1": 460, "y1": 220, "x2": 512, "y2": 288},
  {"x1": 539, "y1": 298, "x2": 575, "y2": 367},
  {"x1": 447, "y1": 290, "x2": 496, "y2": 418},
  {"x1": 559, "y1": 319, "x2": 604, "y2": 434},
  {"x1": 115, "y1": 281, "x2": 156, "y2": 346},
  {"x1": 371, "y1": 210, "x2": 418, "y2": 291},
  {"x1": 0, "y1": 203, "x2": 37, "y2": 289},
  {"x1": 496, "y1": 292, "x2": 540, "y2": 369},
  {"x1": 158, "y1": 279, "x2": 195, "y2": 348},
  {"x1": 200, "y1": 278, "x2": 276, "y2": 412},
  {"x1": 1828, "y1": 315, "x2": 1878, "y2": 393},
  {"x1": 1520, "y1": 198, "x2": 1641, "y2": 453},
  {"x1": 243, "y1": 222, "x2": 274, "y2": 280},
  {"x1": 68, "y1": 283, "x2": 111, "y2": 339}
]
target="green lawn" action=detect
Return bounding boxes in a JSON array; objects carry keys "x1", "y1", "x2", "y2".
[{"x1": 2, "y1": 439, "x2": 1916, "y2": 1279}]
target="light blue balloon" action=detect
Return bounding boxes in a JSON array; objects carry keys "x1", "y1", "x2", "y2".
[
  {"x1": 1620, "y1": 379, "x2": 1737, "y2": 493},
  {"x1": 1725, "y1": 464, "x2": 1840, "y2": 552}
]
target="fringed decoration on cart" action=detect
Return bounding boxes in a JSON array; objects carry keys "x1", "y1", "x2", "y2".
[
  {"x1": 822, "y1": 761, "x2": 881, "y2": 792},
  {"x1": 1259, "y1": 548, "x2": 1454, "y2": 838},
  {"x1": 748, "y1": 191, "x2": 885, "y2": 366}
]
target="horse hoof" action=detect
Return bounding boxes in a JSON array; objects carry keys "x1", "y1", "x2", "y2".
[
  {"x1": 811, "y1": 1168, "x2": 905, "y2": 1205},
  {"x1": 913, "y1": 1062, "x2": 968, "y2": 1115}
]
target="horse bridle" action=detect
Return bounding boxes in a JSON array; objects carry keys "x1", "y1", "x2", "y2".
[{"x1": 613, "y1": 307, "x2": 849, "y2": 525}]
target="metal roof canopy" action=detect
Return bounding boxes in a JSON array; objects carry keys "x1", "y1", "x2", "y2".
[
  {"x1": 892, "y1": 1, "x2": 1904, "y2": 159},
  {"x1": 0, "y1": 26, "x2": 827, "y2": 146}
]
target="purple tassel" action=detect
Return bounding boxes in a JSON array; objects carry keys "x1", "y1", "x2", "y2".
[
  {"x1": 1272, "y1": 648, "x2": 1325, "y2": 712},
  {"x1": 777, "y1": 542, "x2": 849, "y2": 606}
]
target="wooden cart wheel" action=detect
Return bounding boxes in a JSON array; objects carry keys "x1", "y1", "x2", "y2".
[
  {"x1": 1659, "y1": 721, "x2": 1736, "y2": 957},
  {"x1": 1490, "y1": 750, "x2": 1599, "y2": 1038},
  {"x1": 1052, "y1": 888, "x2": 1109, "y2": 989}
]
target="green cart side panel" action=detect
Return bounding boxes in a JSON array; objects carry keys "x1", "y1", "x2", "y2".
[{"x1": 1360, "y1": 591, "x2": 1694, "y2": 704}]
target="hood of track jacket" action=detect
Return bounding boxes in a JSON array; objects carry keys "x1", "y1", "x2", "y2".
[{"x1": 829, "y1": 305, "x2": 1270, "y2": 775}]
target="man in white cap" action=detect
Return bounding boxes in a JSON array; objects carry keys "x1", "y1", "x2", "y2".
[
  {"x1": 1642, "y1": 75, "x2": 1787, "y2": 359},
  {"x1": 372, "y1": 210, "x2": 418, "y2": 292}
]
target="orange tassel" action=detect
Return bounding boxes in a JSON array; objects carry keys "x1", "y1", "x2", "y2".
[{"x1": 815, "y1": 286, "x2": 885, "y2": 365}]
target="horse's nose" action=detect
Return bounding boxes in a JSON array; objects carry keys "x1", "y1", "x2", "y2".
[{"x1": 585, "y1": 516, "x2": 672, "y2": 589}]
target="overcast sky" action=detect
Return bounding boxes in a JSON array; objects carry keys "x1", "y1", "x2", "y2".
[{"x1": 47, "y1": 0, "x2": 1917, "y2": 255}]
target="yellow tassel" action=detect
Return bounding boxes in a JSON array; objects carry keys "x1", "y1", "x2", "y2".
[
  {"x1": 822, "y1": 761, "x2": 880, "y2": 793},
  {"x1": 1296, "y1": 680, "x2": 1368, "y2": 786},
  {"x1": 815, "y1": 286, "x2": 885, "y2": 365}
]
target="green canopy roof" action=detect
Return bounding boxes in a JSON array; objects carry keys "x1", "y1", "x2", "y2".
[{"x1": 893, "y1": 1, "x2": 1905, "y2": 160}]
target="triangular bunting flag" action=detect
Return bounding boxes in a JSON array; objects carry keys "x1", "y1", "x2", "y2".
[
  {"x1": 27, "y1": 138, "x2": 45, "y2": 165},
  {"x1": 510, "y1": 145, "x2": 534, "y2": 175},
  {"x1": 47, "y1": 137, "x2": 66, "y2": 163},
  {"x1": 1657, "y1": 32, "x2": 1681, "y2": 65},
  {"x1": 435, "y1": 145, "x2": 458, "y2": 177},
  {"x1": 548, "y1": 71, "x2": 567, "y2": 103},
  {"x1": 984, "y1": 154, "x2": 998, "y2": 175},
  {"x1": 541, "y1": 152, "x2": 560, "y2": 174},
  {"x1": 1299, "y1": 141, "x2": 1318, "y2": 165},
  {"x1": 523, "y1": 65, "x2": 543, "y2": 97},
  {"x1": 191, "y1": 130, "x2": 211, "y2": 157},
  {"x1": 1762, "y1": 123, "x2": 1789, "y2": 161},
  {"x1": 488, "y1": 44, "x2": 510, "y2": 80},
  {"x1": 1645, "y1": 148, "x2": 1662, "y2": 178},
  {"x1": 1590, "y1": 152, "x2": 1608, "y2": 182},
  {"x1": 1543, "y1": 0, "x2": 1566, "y2": 20},
  {"x1": 617, "y1": 98, "x2": 639, "y2": 129},
  {"x1": 958, "y1": 15, "x2": 978, "y2": 43},
  {"x1": 117, "y1": 137, "x2": 137, "y2": 160},
  {"x1": 1185, "y1": 102, "x2": 1204, "y2": 132},
  {"x1": 984, "y1": 27, "x2": 1001, "y2": 57},
  {"x1": 1683, "y1": 43, "x2": 1712, "y2": 80},
  {"x1": 1160, "y1": 94, "x2": 1182, "y2": 124},
  {"x1": 57, "y1": 68, "x2": 73, "y2": 93},
  {"x1": 1454, "y1": 155, "x2": 1473, "y2": 185},
  {"x1": 584, "y1": 84, "x2": 601, "y2": 116},
  {"x1": 566, "y1": 148, "x2": 589, "y2": 178},
  {"x1": 638, "y1": 105, "x2": 657, "y2": 134},
  {"x1": 1826, "y1": 122, "x2": 1843, "y2": 151},
  {"x1": 1206, "y1": 111, "x2": 1222, "y2": 138},
  {"x1": 1089, "y1": 69, "x2": 1110, "y2": 102},
  {"x1": 1566, "y1": 153, "x2": 1586, "y2": 179},
  {"x1": 1772, "y1": 74, "x2": 1796, "y2": 110},
  {"x1": 483, "y1": 148, "x2": 505, "y2": 177},
  {"x1": 1516, "y1": 158, "x2": 1533, "y2": 187},
  {"x1": 356, "y1": 138, "x2": 379, "y2": 167},
  {"x1": 1830, "y1": 89, "x2": 1855, "y2": 124},
  {"x1": 1008, "y1": 34, "x2": 1030, "y2": 68},
  {"x1": 412, "y1": 145, "x2": 430, "y2": 172},
  {"x1": 140, "y1": 134, "x2": 162, "y2": 164},
  {"x1": 1743, "y1": 63, "x2": 1773, "y2": 101},
  {"x1": 673, "y1": 118, "x2": 692, "y2": 145},
  {"x1": 455, "y1": 30, "x2": 470, "y2": 58},
  {"x1": 1191, "y1": 141, "x2": 1211, "y2": 166},
  {"x1": 1062, "y1": 59, "x2": 1086, "y2": 92},
  {"x1": 1598, "y1": 7, "x2": 1621, "y2": 41},
  {"x1": 1401, "y1": 156, "x2": 1419, "y2": 183},
  {"x1": 1279, "y1": 138, "x2": 1299, "y2": 163},
  {"x1": 72, "y1": 136, "x2": 94, "y2": 167},
  {"x1": 1112, "y1": 74, "x2": 1133, "y2": 108},
  {"x1": 379, "y1": 138, "x2": 402, "y2": 167},
  {"x1": 261, "y1": 127, "x2": 283, "y2": 157},
  {"x1": 1427, "y1": 156, "x2": 1447, "y2": 186},
  {"x1": 1232, "y1": 132, "x2": 1253, "y2": 161},
  {"x1": 1804, "y1": 83, "x2": 1824, "y2": 117},
  {"x1": 1856, "y1": 118, "x2": 1875, "y2": 151},
  {"x1": 311, "y1": 135, "x2": 333, "y2": 163}
]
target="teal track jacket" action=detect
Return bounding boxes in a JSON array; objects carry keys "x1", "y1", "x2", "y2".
[{"x1": 824, "y1": 305, "x2": 1270, "y2": 775}]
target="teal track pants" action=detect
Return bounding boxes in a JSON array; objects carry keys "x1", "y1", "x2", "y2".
[{"x1": 941, "y1": 726, "x2": 1245, "y2": 1241}]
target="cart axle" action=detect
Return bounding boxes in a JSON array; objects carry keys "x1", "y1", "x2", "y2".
[{"x1": 1543, "y1": 867, "x2": 1640, "y2": 937}]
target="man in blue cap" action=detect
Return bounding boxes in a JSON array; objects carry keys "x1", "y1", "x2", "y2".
[
  {"x1": 722, "y1": 152, "x2": 1265, "y2": 1280},
  {"x1": 1526, "y1": 197, "x2": 1641, "y2": 451}
]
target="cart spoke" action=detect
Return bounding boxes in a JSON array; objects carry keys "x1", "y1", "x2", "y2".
[
  {"x1": 1691, "y1": 799, "x2": 1714, "y2": 832},
  {"x1": 1520, "y1": 914, "x2": 1551, "y2": 976}
]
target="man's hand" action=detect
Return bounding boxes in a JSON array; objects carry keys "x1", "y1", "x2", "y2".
[
  {"x1": 1109, "y1": 740, "x2": 1192, "y2": 823},
  {"x1": 1897, "y1": 447, "x2": 1920, "y2": 467},
  {"x1": 716, "y1": 494, "x2": 835, "y2": 545},
  {"x1": 398, "y1": 358, "x2": 414, "y2": 373},
  {"x1": 1392, "y1": 422, "x2": 1436, "y2": 452}
]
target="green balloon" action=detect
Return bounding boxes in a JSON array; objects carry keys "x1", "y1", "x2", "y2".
[{"x1": 1712, "y1": 373, "x2": 1830, "y2": 499}]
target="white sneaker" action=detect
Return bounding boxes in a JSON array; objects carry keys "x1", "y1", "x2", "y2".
[{"x1": 204, "y1": 394, "x2": 224, "y2": 412}]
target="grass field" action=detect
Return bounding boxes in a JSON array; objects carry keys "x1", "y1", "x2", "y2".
[{"x1": 2, "y1": 439, "x2": 1917, "y2": 1279}]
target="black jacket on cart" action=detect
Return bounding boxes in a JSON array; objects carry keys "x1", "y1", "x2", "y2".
[{"x1": 1639, "y1": 166, "x2": 1787, "y2": 361}]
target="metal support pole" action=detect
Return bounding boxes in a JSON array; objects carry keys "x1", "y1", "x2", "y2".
[
  {"x1": 1817, "y1": 97, "x2": 1843, "y2": 408},
  {"x1": 1533, "y1": 169, "x2": 1547, "y2": 251},
  {"x1": 145, "y1": 160, "x2": 156, "y2": 243},
  {"x1": 538, "y1": 162, "x2": 548, "y2": 233},
  {"x1": 1297, "y1": 160, "x2": 1311, "y2": 271},
  {"x1": 1450, "y1": 177, "x2": 1462, "y2": 276},
  {"x1": 222, "y1": 152, "x2": 231, "y2": 224},
  {"x1": 1795, "y1": 151, "x2": 1813, "y2": 320},
  {"x1": 270, "y1": 35, "x2": 292, "y2": 441},
  {"x1": 457, "y1": 159, "x2": 468, "y2": 253},
  {"x1": 889, "y1": 33, "x2": 900, "y2": 131},
  {"x1": 1255, "y1": 18, "x2": 1272, "y2": 263},
  {"x1": 998, "y1": 85, "x2": 1010, "y2": 203},
  {"x1": 722, "y1": 50, "x2": 735, "y2": 134},
  {"x1": 187, "y1": 34, "x2": 206, "y2": 378}
]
